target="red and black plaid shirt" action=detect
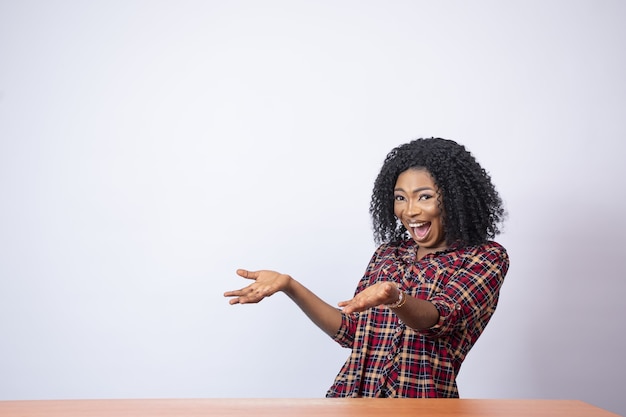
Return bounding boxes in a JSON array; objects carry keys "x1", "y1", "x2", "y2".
[{"x1": 326, "y1": 240, "x2": 509, "y2": 398}]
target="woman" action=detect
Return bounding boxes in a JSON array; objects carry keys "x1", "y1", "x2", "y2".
[{"x1": 224, "y1": 137, "x2": 509, "y2": 398}]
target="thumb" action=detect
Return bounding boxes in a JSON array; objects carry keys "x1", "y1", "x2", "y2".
[{"x1": 236, "y1": 269, "x2": 257, "y2": 280}]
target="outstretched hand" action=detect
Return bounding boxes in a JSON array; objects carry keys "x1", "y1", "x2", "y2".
[
  {"x1": 338, "y1": 281, "x2": 399, "y2": 314},
  {"x1": 224, "y1": 269, "x2": 291, "y2": 305}
]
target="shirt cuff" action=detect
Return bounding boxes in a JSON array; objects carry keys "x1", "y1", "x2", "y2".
[
  {"x1": 419, "y1": 298, "x2": 462, "y2": 338},
  {"x1": 332, "y1": 312, "x2": 357, "y2": 348}
]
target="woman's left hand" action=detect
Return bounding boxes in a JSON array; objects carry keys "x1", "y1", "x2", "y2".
[{"x1": 338, "y1": 281, "x2": 400, "y2": 314}]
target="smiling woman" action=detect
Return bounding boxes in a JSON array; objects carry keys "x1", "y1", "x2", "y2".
[{"x1": 224, "y1": 137, "x2": 509, "y2": 398}]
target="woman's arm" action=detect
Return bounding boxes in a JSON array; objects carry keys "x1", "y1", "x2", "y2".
[
  {"x1": 224, "y1": 269, "x2": 343, "y2": 337},
  {"x1": 338, "y1": 281, "x2": 439, "y2": 330},
  {"x1": 339, "y1": 243, "x2": 509, "y2": 332}
]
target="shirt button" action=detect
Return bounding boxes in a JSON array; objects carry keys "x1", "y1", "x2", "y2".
[
  {"x1": 387, "y1": 354, "x2": 394, "y2": 360},
  {"x1": 395, "y1": 326, "x2": 402, "y2": 333}
]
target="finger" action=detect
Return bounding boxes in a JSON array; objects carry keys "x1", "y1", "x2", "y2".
[
  {"x1": 224, "y1": 283, "x2": 258, "y2": 296},
  {"x1": 224, "y1": 284, "x2": 255, "y2": 299},
  {"x1": 232, "y1": 292, "x2": 263, "y2": 305},
  {"x1": 225, "y1": 283, "x2": 267, "y2": 303},
  {"x1": 223, "y1": 289, "x2": 244, "y2": 297},
  {"x1": 225, "y1": 292, "x2": 250, "y2": 305},
  {"x1": 337, "y1": 299, "x2": 357, "y2": 313},
  {"x1": 340, "y1": 303, "x2": 361, "y2": 314},
  {"x1": 236, "y1": 269, "x2": 257, "y2": 280},
  {"x1": 337, "y1": 299, "x2": 351, "y2": 307}
]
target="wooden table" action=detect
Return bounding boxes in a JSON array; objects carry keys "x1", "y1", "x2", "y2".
[{"x1": 0, "y1": 398, "x2": 620, "y2": 417}]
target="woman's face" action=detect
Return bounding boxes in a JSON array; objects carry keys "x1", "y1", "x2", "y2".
[{"x1": 393, "y1": 168, "x2": 447, "y2": 256}]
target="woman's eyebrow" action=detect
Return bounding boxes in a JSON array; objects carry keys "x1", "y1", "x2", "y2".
[{"x1": 394, "y1": 186, "x2": 435, "y2": 193}]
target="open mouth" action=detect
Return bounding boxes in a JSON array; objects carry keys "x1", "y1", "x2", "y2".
[{"x1": 409, "y1": 221, "x2": 431, "y2": 240}]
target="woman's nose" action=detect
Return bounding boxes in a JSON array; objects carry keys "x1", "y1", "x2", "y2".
[{"x1": 407, "y1": 200, "x2": 421, "y2": 216}]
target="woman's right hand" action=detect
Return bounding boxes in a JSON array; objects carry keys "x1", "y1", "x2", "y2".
[{"x1": 223, "y1": 269, "x2": 292, "y2": 305}]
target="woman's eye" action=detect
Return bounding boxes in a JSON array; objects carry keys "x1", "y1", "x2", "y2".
[
  {"x1": 419, "y1": 194, "x2": 433, "y2": 201},
  {"x1": 394, "y1": 195, "x2": 405, "y2": 201}
]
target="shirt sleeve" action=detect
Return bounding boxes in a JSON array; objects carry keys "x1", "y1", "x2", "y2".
[
  {"x1": 419, "y1": 242, "x2": 510, "y2": 339},
  {"x1": 331, "y1": 311, "x2": 359, "y2": 348}
]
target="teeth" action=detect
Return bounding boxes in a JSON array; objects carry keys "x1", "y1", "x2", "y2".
[{"x1": 409, "y1": 222, "x2": 427, "y2": 228}]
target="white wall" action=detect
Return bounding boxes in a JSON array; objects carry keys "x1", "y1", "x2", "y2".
[{"x1": 1, "y1": 1, "x2": 625, "y2": 415}]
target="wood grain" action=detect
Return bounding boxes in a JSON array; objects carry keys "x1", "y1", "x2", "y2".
[{"x1": 0, "y1": 398, "x2": 620, "y2": 417}]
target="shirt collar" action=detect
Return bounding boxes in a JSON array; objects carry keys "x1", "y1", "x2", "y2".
[{"x1": 396, "y1": 239, "x2": 462, "y2": 264}]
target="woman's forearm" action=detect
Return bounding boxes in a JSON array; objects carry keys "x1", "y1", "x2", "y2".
[
  {"x1": 283, "y1": 276, "x2": 343, "y2": 338},
  {"x1": 390, "y1": 293, "x2": 440, "y2": 330}
]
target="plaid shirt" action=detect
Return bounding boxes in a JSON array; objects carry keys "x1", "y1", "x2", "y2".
[{"x1": 326, "y1": 240, "x2": 509, "y2": 398}]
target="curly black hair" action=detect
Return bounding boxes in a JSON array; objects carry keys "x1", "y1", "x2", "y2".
[{"x1": 370, "y1": 137, "x2": 505, "y2": 247}]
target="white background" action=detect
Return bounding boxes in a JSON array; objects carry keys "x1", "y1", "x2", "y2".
[{"x1": 1, "y1": 1, "x2": 625, "y2": 416}]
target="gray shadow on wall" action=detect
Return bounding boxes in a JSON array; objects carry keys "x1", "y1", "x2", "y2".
[{"x1": 528, "y1": 205, "x2": 626, "y2": 416}]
